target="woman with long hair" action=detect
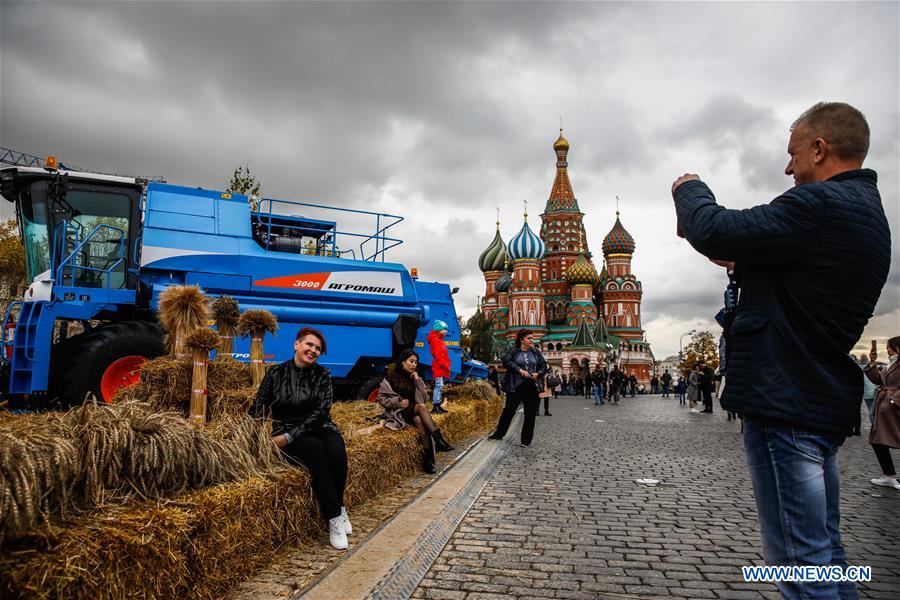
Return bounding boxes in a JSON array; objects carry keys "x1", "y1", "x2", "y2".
[
  {"x1": 865, "y1": 335, "x2": 900, "y2": 489},
  {"x1": 378, "y1": 349, "x2": 454, "y2": 474},
  {"x1": 250, "y1": 327, "x2": 351, "y2": 550},
  {"x1": 488, "y1": 329, "x2": 548, "y2": 447}
]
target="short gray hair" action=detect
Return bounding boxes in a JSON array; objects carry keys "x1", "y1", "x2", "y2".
[{"x1": 791, "y1": 102, "x2": 870, "y2": 162}]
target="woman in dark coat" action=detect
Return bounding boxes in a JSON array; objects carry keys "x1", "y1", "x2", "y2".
[
  {"x1": 377, "y1": 349, "x2": 453, "y2": 474},
  {"x1": 250, "y1": 327, "x2": 350, "y2": 550},
  {"x1": 864, "y1": 336, "x2": 900, "y2": 490},
  {"x1": 488, "y1": 329, "x2": 548, "y2": 447}
]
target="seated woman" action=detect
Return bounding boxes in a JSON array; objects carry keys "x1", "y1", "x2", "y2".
[
  {"x1": 249, "y1": 327, "x2": 351, "y2": 550},
  {"x1": 378, "y1": 349, "x2": 453, "y2": 474}
]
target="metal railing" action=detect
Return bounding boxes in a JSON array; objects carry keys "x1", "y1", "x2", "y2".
[
  {"x1": 254, "y1": 198, "x2": 403, "y2": 262},
  {"x1": 53, "y1": 222, "x2": 126, "y2": 289}
]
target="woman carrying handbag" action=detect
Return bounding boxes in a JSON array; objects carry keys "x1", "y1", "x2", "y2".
[
  {"x1": 488, "y1": 329, "x2": 548, "y2": 447},
  {"x1": 864, "y1": 335, "x2": 900, "y2": 490}
]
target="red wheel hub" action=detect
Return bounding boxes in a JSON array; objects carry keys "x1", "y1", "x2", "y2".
[
  {"x1": 100, "y1": 356, "x2": 147, "y2": 403},
  {"x1": 366, "y1": 387, "x2": 379, "y2": 403}
]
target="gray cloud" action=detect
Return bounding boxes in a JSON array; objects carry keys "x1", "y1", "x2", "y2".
[{"x1": 2, "y1": 0, "x2": 897, "y2": 358}]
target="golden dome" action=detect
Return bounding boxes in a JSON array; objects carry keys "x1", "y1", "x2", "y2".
[
  {"x1": 565, "y1": 252, "x2": 598, "y2": 285},
  {"x1": 553, "y1": 128, "x2": 569, "y2": 152}
]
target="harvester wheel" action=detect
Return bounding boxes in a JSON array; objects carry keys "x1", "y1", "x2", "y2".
[
  {"x1": 355, "y1": 374, "x2": 384, "y2": 403},
  {"x1": 57, "y1": 321, "x2": 165, "y2": 406}
]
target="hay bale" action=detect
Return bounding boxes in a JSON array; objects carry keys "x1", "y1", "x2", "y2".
[
  {"x1": 208, "y1": 387, "x2": 257, "y2": 421},
  {"x1": 0, "y1": 503, "x2": 193, "y2": 599},
  {"x1": 181, "y1": 468, "x2": 318, "y2": 598},
  {"x1": 329, "y1": 401, "x2": 382, "y2": 436},
  {"x1": 141, "y1": 356, "x2": 192, "y2": 411},
  {"x1": 442, "y1": 380, "x2": 499, "y2": 403},
  {"x1": 0, "y1": 394, "x2": 503, "y2": 599},
  {"x1": 0, "y1": 412, "x2": 81, "y2": 542}
]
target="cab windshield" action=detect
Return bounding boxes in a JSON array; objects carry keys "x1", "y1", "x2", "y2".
[
  {"x1": 20, "y1": 186, "x2": 50, "y2": 282},
  {"x1": 20, "y1": 181, "x2": 133, "y2": 288}
]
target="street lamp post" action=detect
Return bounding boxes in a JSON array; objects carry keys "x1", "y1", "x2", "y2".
[{"x1": 679, "y1": 329, "x2": 696, "y2": 371}]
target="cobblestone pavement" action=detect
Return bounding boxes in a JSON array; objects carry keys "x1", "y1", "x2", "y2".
[
  {"x1": 413, "y1": 394, "x2": 900, "y2": 600},
  {"x1": 228, "y1": 431, "x2": 489, "y2": 599}
]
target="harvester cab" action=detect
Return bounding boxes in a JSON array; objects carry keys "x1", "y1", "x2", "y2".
[{"x1": 1, "y1": 161, "x2": 485, "y2": 410}]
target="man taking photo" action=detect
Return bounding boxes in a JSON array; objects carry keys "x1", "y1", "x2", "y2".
[{"x1": 672, "y1": 102, "x2": 891, "y2": 599}]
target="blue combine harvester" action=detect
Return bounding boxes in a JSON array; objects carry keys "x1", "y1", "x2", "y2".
[{"x1": 0, "y1": 162, "x2": 486, "y2": 409}]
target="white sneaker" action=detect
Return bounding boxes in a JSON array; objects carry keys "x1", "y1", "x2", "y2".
[
  {"x1": 340, "y1": 506, "x2": 352, "y2": 535},
  {"x1": 329, "y1": 516, "x2": 348, "y2": 549},
  {"x1": 689, "y1": 408, "x2": 700, "y2": 414},
  {"x1": 870, "y1": 476, "x2": 900, "y2": 490}
]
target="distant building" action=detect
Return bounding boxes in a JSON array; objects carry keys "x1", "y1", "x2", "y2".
[
  {"x1": 658, "y1": 355, "x2": 680, "y2": 378},
  {"x1": 478, "y1": 131, "x2": 653, "y2": 384}
]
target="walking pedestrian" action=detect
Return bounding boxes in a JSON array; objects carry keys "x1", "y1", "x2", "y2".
[
  {"x1": 676, "y1": 376, "x2": 687, "y2": 405},
  {"x1": 609, "y1": 365, "x2": 625, "y2": 404},
  {"x1": 699, "y1": 360, "x2": 714, "y2": 413},
  {"x1": 864, "y1": 337, "x2": 900, "y2": 490},
  {"x1": 673, "y1": 101, "x2": 890, "y2": 599},
  {"x1": 487, "y1": 364, "x2": 501, "y2": 395},
  {"x1": 591, "y1": 365, "x2": 606, "y2": 406},
  {"x1": 583, "y1": 370, "x2": 592, "y2": 399},
  {"x1": 488, "y1": 329, "x2": 548, "y2": 447},
  {"x1": 627, "y1": 372, "x2": 637, "y2": 398},
  {"x1": 539, "y1": 374, "x2": 553, "y2": 416},
  {"x1": 427, "y1": 320, "x2": 451, "y2": 414},
  {"x1": 547, "y1": 370, "x2": 561, "y2": 400},
  {"x1": 661, "y1": 369, "x2": 672, "y2": 397},
  {"x1": 687, "y1": 365, "x2": 701, "y2": 413},
  {"x1": 650, "y1": 374, "x2": 659, "y2": 394},
  {"x1": 251, "y1": 327, "x2": 351, "y2": 550}
]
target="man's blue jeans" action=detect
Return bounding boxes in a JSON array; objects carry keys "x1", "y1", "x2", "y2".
[
  {"x1": 593, "y1": 385, "x2": 604, "y2": 405},
  {"x1": 743, "y1": 418, "x2": 857, "y2": 600},
  {"x1": 432, "y1": 377, "x2": 444, "y2": 406}
]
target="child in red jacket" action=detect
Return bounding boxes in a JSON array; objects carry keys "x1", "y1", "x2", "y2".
[{"x1": 427, "y1": 320, "x2": 451, "y2": 414}]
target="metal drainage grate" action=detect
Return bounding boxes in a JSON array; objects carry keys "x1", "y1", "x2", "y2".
[{"x1": 367, "y1": 414, "x2": 519, "y2": 600}]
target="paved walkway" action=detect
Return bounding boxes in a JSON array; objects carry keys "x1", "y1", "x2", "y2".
[{"x1": 412, "y1": 394, "x2": 900, "y2": 600}]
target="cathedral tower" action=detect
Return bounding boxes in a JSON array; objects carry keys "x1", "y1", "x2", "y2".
[
  {"x1": 477, "y1": 215, "x2": 507, "y2": 324},
  {"x1": 506, "y1": 208, "x2": 547, "y2": 336},
  {"x1": 539, "y1": 130, "x2": 590, "y2": 326},
  {"x1": 600, "y1": 210, "x2": 642, "y2": 337}
]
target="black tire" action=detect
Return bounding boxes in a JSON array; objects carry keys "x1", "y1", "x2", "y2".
[
  {"x1": 57, "y1": 320, "x2": 164, "y2": 406},
  {"x1": 353, "y1": 373, "x2": 384, "y2": 403}
]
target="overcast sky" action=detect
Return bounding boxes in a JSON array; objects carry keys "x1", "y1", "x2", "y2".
[{"x1": 2, "y1": 1, "x2": 897, "y2": 359}]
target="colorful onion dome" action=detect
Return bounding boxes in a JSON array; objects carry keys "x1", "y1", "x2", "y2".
[
  {"x1": 566, "y1": 253, "x2": 598, "y2": 285},
  {"x1": 508, "y1": 217, "x2": 545, "y2": 261},
  {"x1": 602, "y1": 212, "x2": 635, "y2": 255},
  {"x1": 495, "y1": 269, "x2": 513, "y2": 293},
  {"x1": 478, "y1": 227, "x2": 508, "y2": 272},
  {"x1": 553, "y1": 128, "x2": 570, "y2": 152}
]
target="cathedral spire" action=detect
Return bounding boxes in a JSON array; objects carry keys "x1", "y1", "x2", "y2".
[{"x1": 545, "y1": 128, "x2": 579, "y2": 213}]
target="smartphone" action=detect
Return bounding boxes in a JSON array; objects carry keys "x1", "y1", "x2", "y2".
[{"x1": 871, "y1": 339, "x2": 878, "y2": 352}]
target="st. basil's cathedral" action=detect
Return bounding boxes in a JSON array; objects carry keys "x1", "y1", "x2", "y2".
[{"x1": 477, "y1": 130, "x2": 654, "y2": 384}]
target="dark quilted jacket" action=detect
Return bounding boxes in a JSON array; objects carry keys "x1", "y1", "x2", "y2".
[
  {"x1": 250, "y1": 359, "x2": 338, "y2": 439},
  {"x1": 674, "y1": 169, "x2": 891, "y2": 436}
]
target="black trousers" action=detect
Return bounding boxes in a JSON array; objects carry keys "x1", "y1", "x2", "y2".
[
  {"x1": 702, "y1": 387, "x2": 713, "y2": 410},
  {"x1": 492, "y1": 387, "x2": 540, "y2": 445},
  {"x1": 543, "y1": 395, "x2": 551, "y2": 413},
  {"x1": 282, "y1": 428, "x2": 348, "y2": 520},
  {"x1": 872, "y1": 443, "x2": 896, "y2": 476}
]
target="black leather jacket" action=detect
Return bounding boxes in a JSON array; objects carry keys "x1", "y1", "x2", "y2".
[
  {"x1": 250, "y1": 359, "x2": 338, "y2": 439},
  {"x1": 501, "y1": 346, "x2": 548, "y2": 393}
]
